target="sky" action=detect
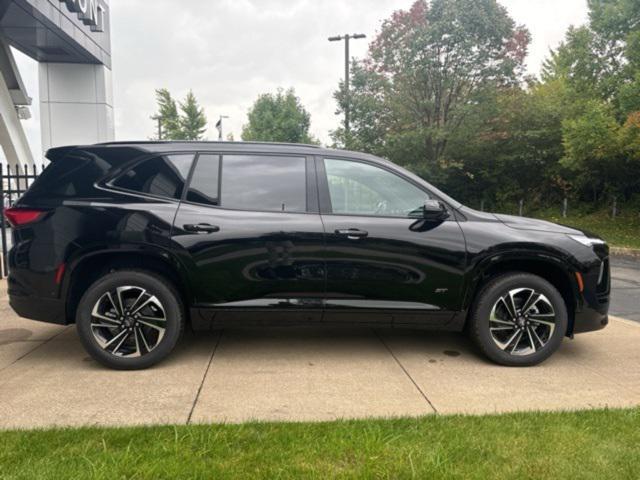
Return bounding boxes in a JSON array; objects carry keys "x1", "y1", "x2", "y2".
[{"x1": 14, "y1": 0, "x2": 590, "y2": 158}]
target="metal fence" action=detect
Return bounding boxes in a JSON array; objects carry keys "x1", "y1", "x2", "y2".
[{"x1": 1, "y1": 163, "x2": 43, "y2": 277}]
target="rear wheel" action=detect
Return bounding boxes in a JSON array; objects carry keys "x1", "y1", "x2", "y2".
[
  {"x1": 76, "y1": 270, "x2": 184, "y2": 370},
  {"x1": 469, "y1": 273, "x2": 568, "y2": 366}
]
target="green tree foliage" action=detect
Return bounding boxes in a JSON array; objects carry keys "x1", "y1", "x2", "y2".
[
  {"x1": 152, "y1": 89, "x2": 182, "y2": 140},
  {"x1": 179, "y1": 91, "x2": 208, "y2": 141},
  {"x1": 152, "y1": 89, "x2": 208, "y2": 140},
  {"x1": 242, "y1": 88, "x2": 316, "y2": 144},
  {"x1": 332, "y1": 0, "x2": 640, "y2": 209},
  {"x1": 332, "y1": 0, "x2": 530, "y2": 174}
]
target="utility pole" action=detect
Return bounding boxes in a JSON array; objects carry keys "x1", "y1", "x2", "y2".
[
  {"x1": 151, "y1": 115, "x2": 163, "y2": 140},
  {"x1": 328, "y1": 33, "x2": 366, "y2": 144},
  {"x1": 216, "y1": 115, "x2": 229, "y2": 141}
]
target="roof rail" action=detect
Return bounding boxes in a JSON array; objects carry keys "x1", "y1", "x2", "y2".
[{"x1": 95, "y1": 140, "x2": 322, "y2": 149}]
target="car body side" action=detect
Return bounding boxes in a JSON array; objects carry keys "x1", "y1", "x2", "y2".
[{"x1": 7, "y1": 143, "x2": 610, "y2": 336}]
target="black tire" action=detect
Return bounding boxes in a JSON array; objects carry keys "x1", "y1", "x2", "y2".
[
  {"x1": 76, "y1": 270, "x2": 184, "y2": 370},
  {"x1": 468, "y1": 272, "x2": 568, "y2": 367}
]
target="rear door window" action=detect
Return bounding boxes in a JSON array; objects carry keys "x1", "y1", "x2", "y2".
[{"x1": 186, "y1": 154, "x2": 307, "y2": 212}]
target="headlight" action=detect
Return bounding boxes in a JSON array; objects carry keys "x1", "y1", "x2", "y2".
[{"x1": 567, "y1": 234, "x2": 606, "y2": 247}]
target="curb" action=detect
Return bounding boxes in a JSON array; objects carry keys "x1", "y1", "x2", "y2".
[
  {"x1": 610, "y1": 247, "x2": 640, "y2": 259},
  {"x1": 610, "y1": 316, "x2": 640, "y2": 328}
]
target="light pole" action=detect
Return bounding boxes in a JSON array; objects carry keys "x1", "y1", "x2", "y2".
[
  {"x1": 216, "y1": 115, "x2": 229, "y2": 141},
  {"x1": 328, "y1": 33, "x2": 366, "y2": 142}
]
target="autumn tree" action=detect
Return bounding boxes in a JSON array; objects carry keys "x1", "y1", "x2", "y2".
[{"x1": 332, "y1": 0, "x2": 530, "y2": 177}]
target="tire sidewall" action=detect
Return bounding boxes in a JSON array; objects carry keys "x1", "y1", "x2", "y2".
[
  {"x1": 472, "y1": 273, "x2": 568, "y2": 366},
  {"x1": 76, "y1": 270, "x2": 183, "y2": 370}
]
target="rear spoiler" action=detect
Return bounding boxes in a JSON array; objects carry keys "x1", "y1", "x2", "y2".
[{"x1": 45, "y1": 146, "x2": 78, "y2": 162}]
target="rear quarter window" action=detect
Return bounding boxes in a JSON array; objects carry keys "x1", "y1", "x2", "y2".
[{"x1": 26, "y1": 156, "x2": 96, "y2": 198}]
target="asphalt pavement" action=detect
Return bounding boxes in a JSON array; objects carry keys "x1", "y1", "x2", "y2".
[{"x1": 610, "y1": 256, "x2": 640, "y2": 322}]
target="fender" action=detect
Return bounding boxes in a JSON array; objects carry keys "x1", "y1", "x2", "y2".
[
  {"x1": 460, "y1": 246, "x2": 582, "y2": 313},
  {"x1": 60, "y1": 242, "x2": 194, "y2": 306}
]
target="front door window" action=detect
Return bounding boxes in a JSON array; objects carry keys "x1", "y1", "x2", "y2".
[{"x1": 324, "y1": 158, "x2": 428, "y2": 217}]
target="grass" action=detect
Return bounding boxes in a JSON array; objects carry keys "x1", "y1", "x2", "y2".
[
  {"x1": 509, "y1": 207, "x2": 640, "y2": 250},
  {"x1": 0, "y1": 408, "x2": 639, "y2": 479},
  {"x1": 537, "y1": 210, "x2": 640, "y2": 250}
]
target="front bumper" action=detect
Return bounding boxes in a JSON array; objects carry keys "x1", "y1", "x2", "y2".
[{"x1": 573, "y1": 309, "x2": 609, "y2": 333}]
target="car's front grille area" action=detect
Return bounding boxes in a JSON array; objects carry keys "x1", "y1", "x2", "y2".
[{"x1": 597, "y1": 258, "x2": 610, "y2": 294}]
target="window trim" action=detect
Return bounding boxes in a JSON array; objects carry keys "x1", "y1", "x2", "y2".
[
  {"x1": 180, "y1": 152, "x2": 318, "y2": 215},
  {"x1": 181, "y1": 152, "x2": 222, "y2": 206},
  {"x1": 315, "y1": 155, "x2": 453, "y2": 220}
]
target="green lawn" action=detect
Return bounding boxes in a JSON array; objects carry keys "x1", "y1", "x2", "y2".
[
  {"x1": 534, "y1": 210, "x2": 640, "y2": 250},
  {"x1": 1, "y1": 408, "x2": 639, "y2": 479}
]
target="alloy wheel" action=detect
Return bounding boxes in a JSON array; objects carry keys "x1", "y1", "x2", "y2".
[
  {"x1": 90, "y1": 286, "x2": 167, "y2": 357},
  {"x1": 489, "y1": 288, "x2": 556, "y2": 356}
]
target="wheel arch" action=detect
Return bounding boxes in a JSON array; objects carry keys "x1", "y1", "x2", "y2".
[
  {"x1": 63, "y1": 248, "x2": 192, "y2": 325},
  {"x1": 464, "y1": 252, "x2": 580, "y2": 335}
]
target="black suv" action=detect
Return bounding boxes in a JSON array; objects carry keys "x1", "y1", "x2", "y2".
[{"x1": 6, "y1": 142, "x2": 610, "y2": 369}]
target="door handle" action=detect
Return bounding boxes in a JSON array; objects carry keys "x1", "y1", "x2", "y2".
[
  {"x1": 184, "y1": 223, "x2": 220, "y2": 234},
  {"x1": 335, "y1": 228, "x2": 369, "y2": 240}
]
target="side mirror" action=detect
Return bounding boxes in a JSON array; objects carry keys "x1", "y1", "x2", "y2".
[{"x1": 423, "y1": 199, "x2": 450, "y2": 221}]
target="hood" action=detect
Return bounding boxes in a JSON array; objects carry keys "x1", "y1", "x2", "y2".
[{"x1": 494, "y1": 214, "x2": 586, "y2": 235}]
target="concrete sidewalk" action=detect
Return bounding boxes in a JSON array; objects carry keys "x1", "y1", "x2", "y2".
[{"x1": 0, "y1": 294, "x2": 639, "y2": 429}]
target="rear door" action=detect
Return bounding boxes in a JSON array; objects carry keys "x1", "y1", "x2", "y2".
[{"x1": 171, "y1": 152, "x2": 325, "y2": 325}]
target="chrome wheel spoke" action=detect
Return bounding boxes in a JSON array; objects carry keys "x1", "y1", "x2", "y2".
[
  {"x1": 490, "y1": 326, "x2": 516, "y2": 331},
  {"x1": 104, "y1": 329, "x2": 128, "y2": 350},
  {"x1": 521, "y1": 290, "x2": 540, "y2": 314},
  {"x1": 91, "y1": 312, "x2": 121, "y2": 326},
  {"x1": 529, "y1": 317, "x2": 555, "y2": 328},
  {"x1": 136, "y1": 326, "x2": 152, "y2": 354},
  {"x1": 115, "y1": 288, "x2": 127, "y2": 317},
  {"x1": 530, "y1": 326, "x2": 545, "y2": 347},
  {"x1": 137, "y1": 316, "x2": 165, "y2": 332},
  {"x1": 526, "y1": 327, "x2": 537, "y2": 352},
  {"x1": 132, "y1": 295, "x2": 165, "y2": 317},
  {"x1": 128, "y1": 288, "x2": 148, "y2": 313},
  {"x1": 499, "y1": 295, "x2": 518, "y2": 321},
  {"x1": 106, "y1": 292, "x2": 122, "y2": 317},
  {"x1": 510, "y1": 331, "x2": 524, "y2": 353},
  {"x1": 111, "y1": 331, "x2": 131, "y2": 355}
]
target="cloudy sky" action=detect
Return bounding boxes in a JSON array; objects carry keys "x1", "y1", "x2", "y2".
[{"x1": 15, "y1": 0, "x2": 589, "y2": 157}]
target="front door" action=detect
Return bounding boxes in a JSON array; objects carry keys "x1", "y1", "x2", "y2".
[
  {"x1": 317, "y1": 157, "x2": 467, "y2": 326},
  {"x1": 171, "y1": 153, "x2": 325, "y2": 326}
]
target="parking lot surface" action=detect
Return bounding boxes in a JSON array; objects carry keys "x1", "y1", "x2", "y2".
[{"x1": 0, "y1": 272, "x2": 639, "y2": 429}]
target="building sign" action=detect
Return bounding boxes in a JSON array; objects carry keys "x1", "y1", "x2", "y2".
[{"x1": 59, "y1": 0, "x2": 108, "y2": 33}]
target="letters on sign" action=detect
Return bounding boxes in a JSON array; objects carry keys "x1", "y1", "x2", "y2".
[{"x1": 59, "y1": 0, "x2": 108, "y2": 33}]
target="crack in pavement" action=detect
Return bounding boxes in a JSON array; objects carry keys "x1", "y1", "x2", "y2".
[{"x1": 187, "y1": 331, "x2": 224, "y2": 425}]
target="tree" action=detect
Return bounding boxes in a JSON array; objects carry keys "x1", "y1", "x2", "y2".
[
  {"x1": 561, "y1": 101, "x2": 622, "y2": 201},
  {"x1": 179, "y1": 90, "x2": 208, "y2": 141},
  {"x1": 151, "y1": 89, "x2": 181, "y2": 140},
  {"x1": 152, "y1": 89, "x2": 208, "y2": 140},
  {"x1": 541, "y1": 0, "x2": 640, "y2": 202},
  {"x1": 242, "y1": 88, "x2": 316, "y2": 144},
  {"x1": 332, "y1": 0, "x2": 530, "y2": 175}
]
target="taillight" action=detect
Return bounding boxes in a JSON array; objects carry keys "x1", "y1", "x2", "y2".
[{"x1": 3, "y1": 208, "x2": 45, "y2": 228}]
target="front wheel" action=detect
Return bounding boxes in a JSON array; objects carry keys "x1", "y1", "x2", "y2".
[
  {"x1": 76, "y1": 270, "x2": 184, "y2": 370},
  {"x1": 469, "y1": 273, "x2": 568, "y2": 366}
]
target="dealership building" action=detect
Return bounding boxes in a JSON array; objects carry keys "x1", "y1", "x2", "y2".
[{"x1": 0, "y1": 0, "x2": 113, "y2": 170}]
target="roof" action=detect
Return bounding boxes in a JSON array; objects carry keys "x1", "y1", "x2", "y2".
[{"x1": 87, "y1": 140, "x2": 376, "y2": 161}]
